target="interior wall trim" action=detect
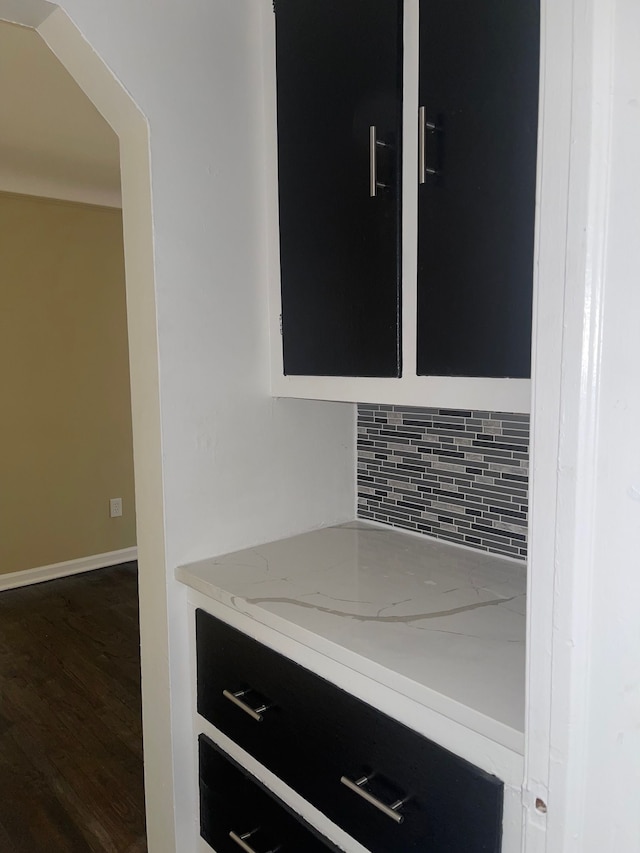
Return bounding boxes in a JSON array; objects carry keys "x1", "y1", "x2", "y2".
[{"x1": 0, "y1": 546, "x2": 138, "y2": 591}]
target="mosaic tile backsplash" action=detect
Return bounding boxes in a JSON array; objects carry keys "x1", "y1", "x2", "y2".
[{"x1": 357, "y1": 405, "x2": 529, "y2": 560}]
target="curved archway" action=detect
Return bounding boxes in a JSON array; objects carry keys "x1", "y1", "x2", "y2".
[{"x1": 0, "y1": 2, "x2": 172, "y2": 848}]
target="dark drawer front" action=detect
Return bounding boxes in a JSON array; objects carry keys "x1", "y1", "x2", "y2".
[
  {"x1": 199, "y1": 735, "x2": 338, "y2": 853},
  {"x1": 197, "y1": 609, "x2": 503, "y2": 853}
]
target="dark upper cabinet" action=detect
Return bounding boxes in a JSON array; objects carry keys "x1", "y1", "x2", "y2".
[
  {"x1": 275, "y1": 0, "x2": 403, "y2": 377},
  {"x1": 417, "y1": 0, "x2": 539, "y2": 378},
  {"x1": 274, "y1": 0, "x2": 539, "y2": 385}
]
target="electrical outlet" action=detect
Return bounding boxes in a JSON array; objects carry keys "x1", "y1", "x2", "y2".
[{"x1": 110, "y1": 497, "x2": 123, "y2": 518}]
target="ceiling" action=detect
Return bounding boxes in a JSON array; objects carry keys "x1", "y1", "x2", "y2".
[
  {"x1": 0, "y1": 21, "x2": 121, "y2": 207},
  {"x1": 0, "y1": 0, "x2": 55, "y2": 28}
]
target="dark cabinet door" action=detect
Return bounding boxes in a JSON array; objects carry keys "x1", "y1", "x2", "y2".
[
  {"x1": 197, "y1": 609, "x2": 504, "y2": 853},
  {"x1": 199, "y1": 736, "x2": 339, "y2": 853},
  {"x1": 275, "y1": 0, "x2": 403, "y2": 377},
  {"x1": 417, "y1": 0, "x2": 539, "y2": 378}
]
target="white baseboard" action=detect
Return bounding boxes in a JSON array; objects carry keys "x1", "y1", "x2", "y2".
[{"x1": 0, "y1": 546, "x2": 138, "y2": 592}]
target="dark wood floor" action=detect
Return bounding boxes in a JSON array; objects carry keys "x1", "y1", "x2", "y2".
[{"x1": 0, "y1": 563, "x2": 147, "y2": 852}]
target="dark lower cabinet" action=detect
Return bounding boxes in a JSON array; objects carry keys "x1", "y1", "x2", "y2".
[
  {"x1": 199, "y1": 735, "x2": 338, "y2": 852},
  {"x1": 417, "y1": 0, "x2": 539, "y2": 378},
  {"x1": 197, "y1": 609, "x2": 504, "y2": 853},
  {"x1": 275, "y1": 0, "x2": 403, "y2": 378}
]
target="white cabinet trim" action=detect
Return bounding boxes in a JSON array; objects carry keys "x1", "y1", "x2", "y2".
[
  {"x1": 271, "y1": 373, "x2": 531, "y2": 412},
  {"x1": 524, "y1": 0, "x2": 624, "y2": 850}
]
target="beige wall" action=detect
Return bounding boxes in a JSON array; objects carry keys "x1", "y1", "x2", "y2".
[{"x1": 0, "y1": 191, "x2": 135, "y2": 574}]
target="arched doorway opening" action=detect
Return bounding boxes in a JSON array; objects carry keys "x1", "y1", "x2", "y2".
[{"x1": 0, "y1": 2, "x2": 172, "y2": 848}]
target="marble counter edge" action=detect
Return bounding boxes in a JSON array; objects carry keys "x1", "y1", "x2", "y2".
[{"x1": 176, "y1": 563, "x2": 525, "y2": 756}]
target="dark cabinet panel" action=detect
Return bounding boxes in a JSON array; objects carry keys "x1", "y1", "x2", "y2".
[
  {"x1": 199, "y1": 735, "x2": 339, "y2": 852},
  {"x1": 275, "y1": 0, "x2": 403, "y2": 377},
  {"x1": 197, "y1": 609, "x2": 503, "y2": 853},
  {"x1": 417, "y1": 0, "x2": 539, "y2": 377}
]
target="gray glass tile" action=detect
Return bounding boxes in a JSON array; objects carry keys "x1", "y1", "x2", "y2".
[{"x1": 356, "y1": 404, "x2": 529, "y2": 561}]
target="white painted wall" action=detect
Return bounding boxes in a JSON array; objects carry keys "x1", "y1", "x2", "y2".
[{"x1": 3, "y1": 2, "x2": 355, "y2": 851}]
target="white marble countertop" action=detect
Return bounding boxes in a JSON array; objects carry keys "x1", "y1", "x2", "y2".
[{"x1": 177, "y1": 521, "x2": 526, "y2": 754}]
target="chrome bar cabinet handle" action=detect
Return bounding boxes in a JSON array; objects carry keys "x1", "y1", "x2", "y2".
[
  {"x1": 222, "y1": 688, "x2": 270, "y2": 722},
  {"x1": 418, "y1": 105, "x2": 439, "y2": 182},
  {"x1": 229, "y1": 828, "x2": 281, "y2": 853},
  {"x1": 229, "y1": 829, "x2": 260, "y2": 853},
  {"x1": 340, "y1": 774, "x2": 407, "y2": 824},
  {"x1": 419, "y1": 106, "x2": 427, "y2": 184},
  {"x1": 369, "y1": 125, "x2": 390, "y2": 196},
  {"x1": 370, "y1": 125, "x2": 378, "y2": 197}
]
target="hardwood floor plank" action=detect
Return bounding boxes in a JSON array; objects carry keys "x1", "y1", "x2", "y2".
[
  {"x1": 0, "y1": 727, "x2": 94, "y2": 852},
  {"x1": 1, "y1": 610, "x2": 144, "y2": 757},
  {"x1": 0, "y1": 563, "x2": 147, "y2": 851}
]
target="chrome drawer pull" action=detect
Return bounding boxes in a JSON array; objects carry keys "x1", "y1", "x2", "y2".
[
  {"x1": 369, "y1": 125, "x2": 390, "y2": 197},
  {"x1": 229, "y1": 828, "x2": 281, "y2": 853},
  {"x1": 418, "y1": 105, "x2": 440, "y2": 182},
  {"x1": 223, "y1": 688, "x2": 270, "y2": 722},
  {"x1": 340, "y1": 774, "x2": 406, "y2": 824},
  {"x1": 229, "y1": 829, "x2": 260, "y2": 853}
]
